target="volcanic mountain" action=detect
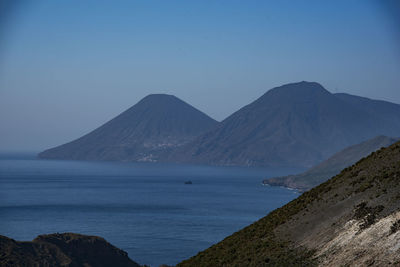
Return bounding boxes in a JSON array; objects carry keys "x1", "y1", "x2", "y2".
[
  {"x1": 167, "y1": 81, "x2": 400, "y2": 168},
  {"x1": 178, "y1": 141, "x2": 400, "y2": 266},
  {"x1": 264, "y1": 135, "x2": 399, "y2": 191},
  {"x1": 39, "y1": 94, "x2": 218, "y2": 161}
]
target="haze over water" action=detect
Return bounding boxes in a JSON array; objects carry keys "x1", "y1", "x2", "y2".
[{"x1": 0, "y1": 154, "x2": 299, "y2": 266}]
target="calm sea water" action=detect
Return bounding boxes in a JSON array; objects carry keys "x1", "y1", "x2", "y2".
[{"x1": 0, "y1": 153, "x2": 300, "y2": 266}]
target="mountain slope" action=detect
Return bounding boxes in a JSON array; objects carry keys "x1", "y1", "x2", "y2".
[
  {"x1": 264, "y1": 135, "x2": 399, "y2": 191},
  {"x1": 335, "y1": 93, "x2": 400, "y2": 126},
  {"x1": 178, "y1": 141, "x2": 400, "y2": 266},
  {"x1": 39, "y1": 94, "x2": 218, "y2": 161},
  {"x1": 0, "y1": 233, "x2": 140, "y2": 267},
  {"x1": 167, "y1": 81, "x2": 400, "y2": 168}
]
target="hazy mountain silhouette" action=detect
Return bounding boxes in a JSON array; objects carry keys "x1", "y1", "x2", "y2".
[
  {"x1": 167, "y1": 81, "x2": 400, "y2": 167},
  {"x1": 39, "y1": 82, "x2": 400, "y2": 167},
  {"x1": 264, "y1": 135, "x2": 398, "y2": 190},
  {"x1": 39, "y1": 94, "x2": 218, "y2": 161}
]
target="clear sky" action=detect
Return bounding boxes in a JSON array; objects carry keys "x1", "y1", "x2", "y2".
[{"x1": 0, "y1": 0, "x2": 399, "y2": 152}]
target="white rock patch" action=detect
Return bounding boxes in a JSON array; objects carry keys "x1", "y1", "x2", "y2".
[{"x1": 316, "y1": 211, "x2": 400, "y2": 266}]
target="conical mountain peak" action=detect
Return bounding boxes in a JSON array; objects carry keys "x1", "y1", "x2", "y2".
[
  {"x1": 138, "y1": 93, "x2": 181, "y2": 104},
  {"x1": 39, "y1": 94, "x2": 218, "y2": 162}
]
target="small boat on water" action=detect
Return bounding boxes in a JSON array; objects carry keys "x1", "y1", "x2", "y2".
[{"x1": 184, "y1": 181, "x2": 193, "y2": 185}]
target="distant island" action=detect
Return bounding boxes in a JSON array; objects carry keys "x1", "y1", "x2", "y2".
[
  {"x1": 263, "y1": 135, "x2": 399, "y2": 191},
  {"x1": 39, "y1": 81, "x2": 400, "y2": 169},
  {"x1": 39, "y1": 94, "x2": 218, "y2": 162}
]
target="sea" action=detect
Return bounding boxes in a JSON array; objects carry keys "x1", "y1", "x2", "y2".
[{"x1": 0, "y1": 153, "x2": 301, "y2": 266}]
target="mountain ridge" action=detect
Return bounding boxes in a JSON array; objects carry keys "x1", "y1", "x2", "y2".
[{"x1": 263, "y1": 135, "x2": 399, "y2": 191}]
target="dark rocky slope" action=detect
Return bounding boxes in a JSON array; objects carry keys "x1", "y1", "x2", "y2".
[
  {"x1": 178, "y1": 140, "x2": 400, "y2": 266},
  {"x1": 168, "y1": 81, "x2": 400, "y2": 168},
  {"x1": 39, "y1": 94, "x2": 218, "y2": 162},
  {"x1": 264, "y1": 135, "x2": 398, "y2": 191},
  {"x1": 0, "y1": 233, "x2": 140, "y2": 267}
]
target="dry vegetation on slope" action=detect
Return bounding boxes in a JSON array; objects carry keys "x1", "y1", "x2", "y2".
[{"x1": 179, "y1": 141, "x2": 400, "y2": 266}]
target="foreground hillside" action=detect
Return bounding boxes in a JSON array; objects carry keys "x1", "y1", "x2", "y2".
[
  {"x1": 264, "y1": 135, "x2": 398, "y2": 191},
  {"x1": 168, "y1": 81, "x2": 400, "y2": 168},
  {"x1": 39, "y1": 94, "x2": 218, "y2": 162},
  {"x1": 0, "y1": 233, "x2": 140, "y2": 267},
  {"x1": 179, "y1": 141, "x2": 400, "y2": 266}
]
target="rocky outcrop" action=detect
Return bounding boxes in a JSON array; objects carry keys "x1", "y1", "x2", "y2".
[
  {"x1": 315, "y1": 210, "x2": 400, "y2": 266},
  {"x1": 0, "y1": 233, "x2": 140, "y2": 267}
]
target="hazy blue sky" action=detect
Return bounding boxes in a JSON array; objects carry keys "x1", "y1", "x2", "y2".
[{"x1": 0, "y1": 0, "x2": 399, "y2": 151}]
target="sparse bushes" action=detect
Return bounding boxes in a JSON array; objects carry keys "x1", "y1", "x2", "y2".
[
  {"x1": 355, "y1": 181, "x2": 374, "y2": 193},
  {"x1": 353, "y1": 202, "x2": 385, "y2": 231}
]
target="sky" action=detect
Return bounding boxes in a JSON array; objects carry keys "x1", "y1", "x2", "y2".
[{"x1": 0, "y1": 0, "x2": 399, "y2": 152}]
